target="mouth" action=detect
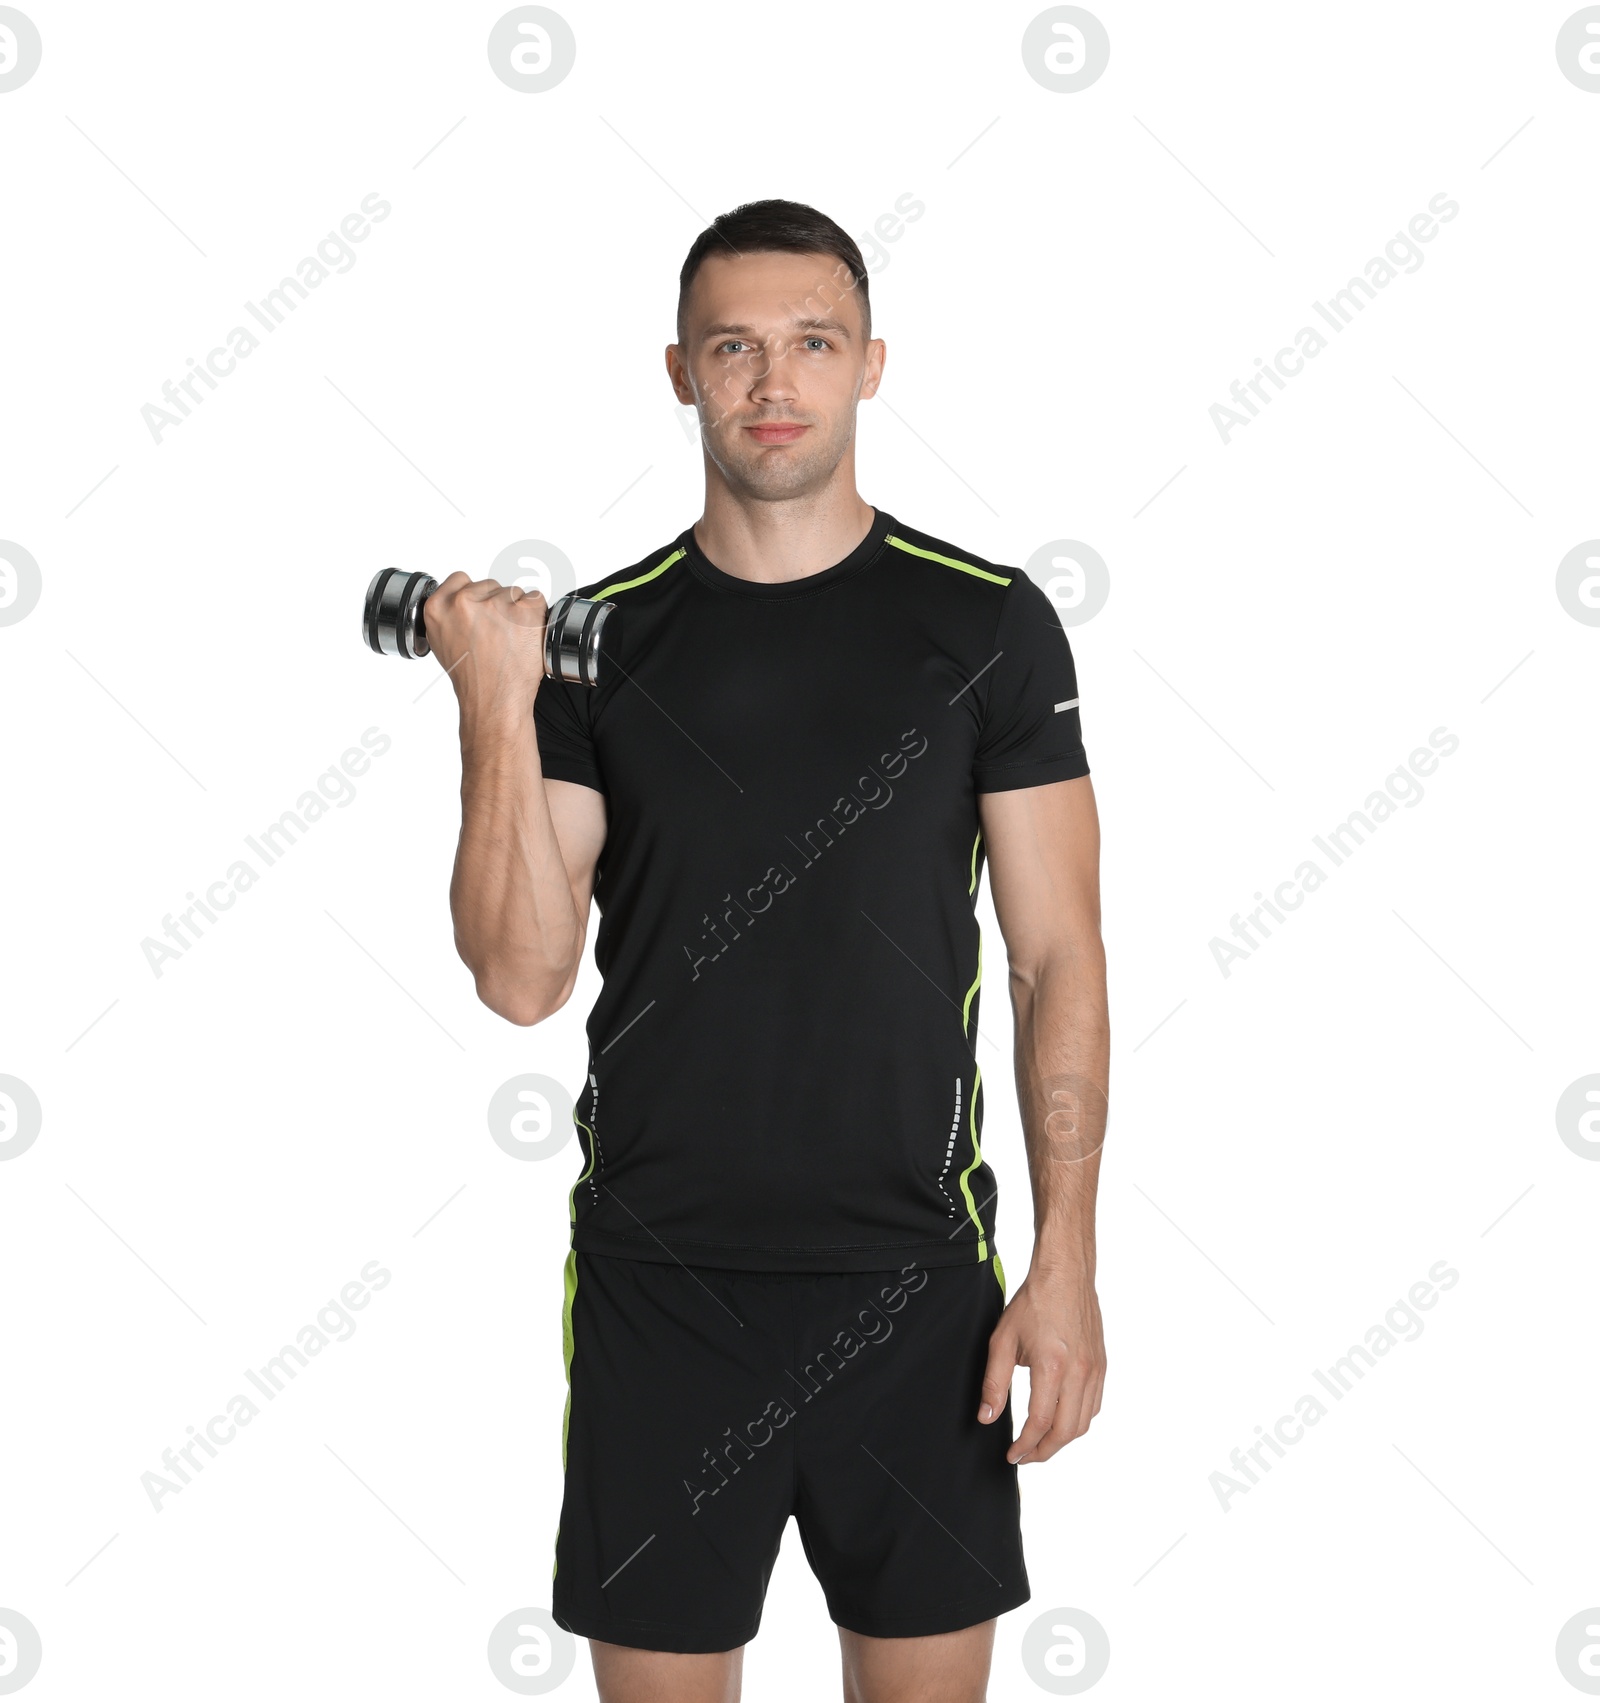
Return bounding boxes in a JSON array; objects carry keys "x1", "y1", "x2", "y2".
[{"x1": 745, "y1": 423, "x2": 810, "y2": 445}]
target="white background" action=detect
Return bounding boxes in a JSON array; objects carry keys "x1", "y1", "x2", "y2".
[{"x1": 2, "y1": 2, "x2": 1597, "y2": 1697}]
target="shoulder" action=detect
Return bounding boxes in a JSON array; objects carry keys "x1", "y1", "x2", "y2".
[
  {"x1": 879, "y1": 519, "x2": 1016, "y2": 592},
  {"x1": 574, "y1": 536, "x2": 690, "y2": 604},
  {"x1": 877, "y1": 518, "x2": 1048, "y2": 637},
  {"x1": 880, "y1": 520, "x2": 1076, "y2": 679}
]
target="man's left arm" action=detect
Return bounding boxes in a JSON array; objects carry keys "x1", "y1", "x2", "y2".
[{"x1": 975, "y1": 772, "x2": 1109, "y2": 1464}]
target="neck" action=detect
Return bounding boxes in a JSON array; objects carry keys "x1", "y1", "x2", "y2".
[{"x1": 692, "y1": 467, "x2": 876, "y2": 585}]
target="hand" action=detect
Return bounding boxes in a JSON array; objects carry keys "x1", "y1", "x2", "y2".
[
  {"x1": 977, "y1": 1266, "x2": 1105, "y2": 1464},
  {"x1": 423, "y1": 573, "x2": 548, "y2": 720}
]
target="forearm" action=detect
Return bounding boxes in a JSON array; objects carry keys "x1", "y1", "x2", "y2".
[
  {"x1": 1010, "y1": 943, "x2": 1109, "y2": 1278},
  {"x1": 450, "y1": 701, "x2": 583, "y2": 1024},
  {"x1": 976, "y1": 778, "x2": 1109, "y2": 1456}
]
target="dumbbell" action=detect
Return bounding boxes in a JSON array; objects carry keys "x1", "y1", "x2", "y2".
[{"x1": 362, "y1": 568, "x2": 618, "y2": 688}]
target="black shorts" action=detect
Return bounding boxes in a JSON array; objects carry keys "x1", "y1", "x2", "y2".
[{"x1": 550, "y1": 1250, "x2": 1029, "y2": 1654}]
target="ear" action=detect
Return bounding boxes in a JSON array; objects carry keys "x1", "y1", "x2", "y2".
[
  {"x1": 664, "y1": 343, "x2": 696, "y2": 405},
  {"x1": 859, "y1": 338, "x2": 887, "y2": 401}
]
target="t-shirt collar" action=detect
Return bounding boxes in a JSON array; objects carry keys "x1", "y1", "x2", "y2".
[{"x1": 680, "y1": 506, "x2": 895, "y2": 598}]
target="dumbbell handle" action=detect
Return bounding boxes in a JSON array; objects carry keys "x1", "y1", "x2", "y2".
[{"x1": 362, "y1": 569, "x2": 616, "y2": 688}]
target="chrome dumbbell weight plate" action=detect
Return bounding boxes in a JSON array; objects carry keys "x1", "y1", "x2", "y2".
[
  {"x1": 542, "y1": 591, "x2": 619, "y2": 687},
  {"x1": 363, "y1": 568, "x2": 437, "y2": 659}
]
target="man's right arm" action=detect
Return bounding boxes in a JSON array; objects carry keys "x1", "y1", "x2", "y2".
[{"x1": 425, "y1": 572, "x2": 607, "y2": 1026}]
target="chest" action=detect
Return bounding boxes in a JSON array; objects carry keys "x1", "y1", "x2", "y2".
[{"x1": 592, "y1": 592, "x2": 984, "y2": 840}]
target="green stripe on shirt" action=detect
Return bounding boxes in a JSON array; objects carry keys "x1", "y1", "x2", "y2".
[
  {"x1": 594, "y1": 546, "x2": 685, "y2": 600},
  {"x1": 886, "y1": 534, "x2": 1011, "y2": 586}
]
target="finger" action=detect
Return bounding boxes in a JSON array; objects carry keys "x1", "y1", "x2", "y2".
[
  {"x1": 496, "y1": 585, "x2": 549, "y2": 625},
  {"x1": 977, "y1": 1327, "x2": 1018, "y2": 1424},
  {"x1": 1025, "y1": 1365, "x2": 1092, "y2": 1463},
  {"x1": 1062, "y1": 1365, "x2": 1100, "y2": 1454},
  {"x1": 493, "y1": 581, "x2": 548, "y2": 608},
  {"x1": 1034, "y1": 1355, "x2": 1102, "y2": 1464},
  {"x1": 459, "y1": 575, "x2": 520, "y2": 602},
  {"x1": 468, "y1": 582, "x2": 547, "y2": 626},
  {"x1": 1007, "y1": 1364, "x2": 1064, "y2": 1465},
  {"x1": 1081, "y1": 1360, "x2": 1106, "y2": 1432}
]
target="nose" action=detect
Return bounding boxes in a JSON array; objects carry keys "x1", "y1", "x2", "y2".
[{"x1": 747, "y1": 334, "x2": 800, "y2": 406}]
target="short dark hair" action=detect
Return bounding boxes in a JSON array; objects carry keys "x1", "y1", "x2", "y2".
[{"x1": 677, "y1": 199, "x2": 871, "y2": 344}]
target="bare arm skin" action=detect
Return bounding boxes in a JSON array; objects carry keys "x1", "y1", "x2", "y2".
[
  {"x1": 975, "y1": 774, "x2": 1109, "y2": 1463},
  {"x1": 424, "y1": 573, "x2": 607, "y2": 1026}
]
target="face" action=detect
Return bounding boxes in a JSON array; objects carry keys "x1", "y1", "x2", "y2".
[{"x1": 668, "y1": 249, "x2": 885, "y2": 501}]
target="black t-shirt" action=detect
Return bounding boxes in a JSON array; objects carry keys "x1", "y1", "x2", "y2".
[{"x1": 534, "y1": 507, "x2": 1089, "y2": 1272}]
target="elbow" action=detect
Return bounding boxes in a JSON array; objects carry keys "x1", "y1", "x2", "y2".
[
  {"x1": 1006, "y1": 950, "x2": 1052, "y2": 999},
  {"x1": 478, "y1": 984, "x2": 565, "y2": 1027},
  {"x1": 472, "y1": 971, "x2": 573, "y2": 1028},
  {"x1": 455, "y1": 927, "x2": 581, "y2": 1027},
  {"x1": 1006, "y1": 931, "x2": 1106, "y2": 996},
  {"x1": 490, "y1": 997, "x2": 549, "y2": 1028}
]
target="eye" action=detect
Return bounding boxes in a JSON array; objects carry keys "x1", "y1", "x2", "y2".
[
  {"x1": 716, "y1": 339, "x2": 752, "y2": 355},
  {"x1": 804, "y1": 337, "x2": 829, "y2": 351}
]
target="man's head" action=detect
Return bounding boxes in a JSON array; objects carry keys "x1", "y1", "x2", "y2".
[{"x1": 668, "y1": 199, "x2": 885, "y2": 503}]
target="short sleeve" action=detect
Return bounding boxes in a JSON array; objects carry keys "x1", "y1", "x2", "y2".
[
  {"x1": 533, "y1": 672, "x2": 606, "y2": 794},
  {"x1": 972, "y1": 573, "x2": 1090, "y2": 793}
]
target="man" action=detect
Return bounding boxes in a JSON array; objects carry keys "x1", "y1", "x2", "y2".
[{"x1": 427, "y1": 200, "x2": 1108, "y2": 1703}]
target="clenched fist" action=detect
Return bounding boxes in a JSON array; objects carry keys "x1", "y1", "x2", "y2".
[{"x1": 423, "y1": 574, "x2": 548, "y2": 721}]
